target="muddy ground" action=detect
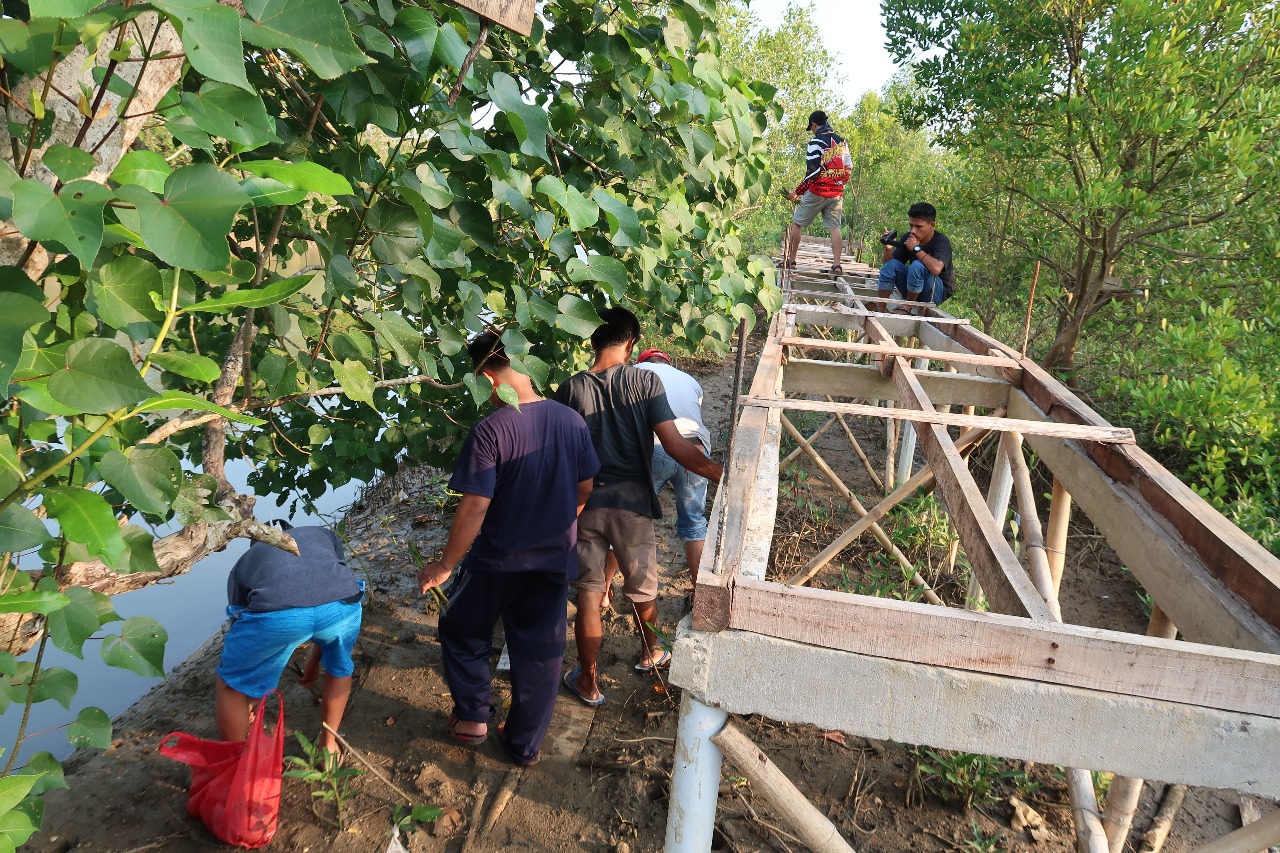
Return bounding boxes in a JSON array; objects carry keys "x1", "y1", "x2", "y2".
[{"x1": 25, "y1": 334, "x2": 1271, "y2": 852}]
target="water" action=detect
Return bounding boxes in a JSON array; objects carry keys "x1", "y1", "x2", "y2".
[{"x1": 2, "y1": 462, "x2": 362, "y2": 766}]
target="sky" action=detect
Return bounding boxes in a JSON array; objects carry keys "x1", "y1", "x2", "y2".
[{"x1": 744, "y1": 0, "x2": 900, "y2": 107}]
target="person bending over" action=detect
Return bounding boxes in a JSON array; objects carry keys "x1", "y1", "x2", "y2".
[
  {"x1": 216, "y1": 522, "x2": 363, "y2": 760},
  {"x1": 878, "y1": 201, "x2": 954, "y2": 313}
]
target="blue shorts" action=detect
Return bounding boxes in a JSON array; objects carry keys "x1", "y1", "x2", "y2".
[
  {"x1": 217, "y1": 596, "x2": 362, "y2": 699},
  {"x1": 651, "y1": 443, "x2": 709, "y2": 542}
]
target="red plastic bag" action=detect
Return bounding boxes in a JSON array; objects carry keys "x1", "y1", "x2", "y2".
[{"x1": 159, "y1": 691, "x2": 284, "y2": 848}]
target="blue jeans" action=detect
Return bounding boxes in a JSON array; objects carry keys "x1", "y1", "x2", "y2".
[
  {"x1": 879, "y1": 258, "x2": 947, "y2": 305},
  {"x1": 651, "y1": 443, "x2": 709, "y2": 541}
]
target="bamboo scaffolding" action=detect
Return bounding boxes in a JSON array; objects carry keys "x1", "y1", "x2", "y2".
[
  {"x1": 781, "y1": 415, "x2": 943, "y2": 606},
  {"x1": 1045, "y1": 478, "x2": 1072, "y2": 595},
  {"x1": 1004, "y1": 431, "x2": 1063, "y2": 621}
]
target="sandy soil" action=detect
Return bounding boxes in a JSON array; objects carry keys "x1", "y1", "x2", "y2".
[{"x1": 23, "y1": 338, "x2": 1271, "y2": 853}]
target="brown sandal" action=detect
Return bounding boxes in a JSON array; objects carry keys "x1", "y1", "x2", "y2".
[{"x1": 446, "y1": 714, "x2": 487, "y2": 746}]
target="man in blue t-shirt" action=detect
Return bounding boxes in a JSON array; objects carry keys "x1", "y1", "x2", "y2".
[{"x1": 417, "y1": 331, "x2": 599, "y2": 767}]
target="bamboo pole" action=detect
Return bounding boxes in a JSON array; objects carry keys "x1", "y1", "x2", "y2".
[
  {"x1": 884, "y1": 402, "x2": 897, "y2": 493},
  {"x1": 710, "y1": 722, "x2": 856, "y2": 853},
  {"x1": 781, "y1": 416, "x2": 837, "y2": 469},
  {"x1": 1045, "y1": 477, "x2": 1072, "y2": 596},
  {"x1": 1138, "y1": 784, "x2": 1188, "y2": 853},
  {"x1": 1192, "y1": 810, "x2": 1280, "y2": 853},
  {"x1": 1102, "y1": 605, "x2": 1179, "y2": 852},
  {"x1": 827, "y1": 396, "x2": 884, "y2": 491},
  {"x1": 1069, "y1": 766, "x2": 1110, "y2": 853},
  {"x1": 787, "y1": 419, "x2": 997, "y2": 586},
  {"x1": 781, "y1": 415, "x2": 943, "y2": 606},
  {"x1": 1004, "y1": 431, "x2": 1063, "y2": 620}
]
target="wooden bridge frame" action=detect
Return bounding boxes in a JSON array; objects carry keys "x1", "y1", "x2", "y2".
[{"x1": 663, "y1": 239, "x2": 1280, "y2": 853}]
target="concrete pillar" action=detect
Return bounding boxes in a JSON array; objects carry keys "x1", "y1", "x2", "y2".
[{"x1": 664, "y1": 693, "x2": 728, "y2": 852}]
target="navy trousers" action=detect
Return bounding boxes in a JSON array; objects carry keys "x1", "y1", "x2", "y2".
[{"x1": 438, "y1": 569, "x2": 568, "y2": 764}]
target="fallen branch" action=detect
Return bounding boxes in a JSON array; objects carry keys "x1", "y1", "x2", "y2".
[{"x1": 1138, "y1": 784, "x2": 1187, "y2": 853}]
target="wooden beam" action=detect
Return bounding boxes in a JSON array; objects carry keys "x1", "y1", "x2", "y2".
[
  {"x1": 1008, "y1": 390, "x2": 1280, "y2": 653},
  {"x1": 742, "y1": 396, "x2": 1136, "y2": 444},
  {"x1": 728, "y1": 579, "x2": 1280, "y2": 718},
  {"x1": 782, "y1": 359, "x2": 1010, "y2": 409},
  {"x1": 781, "y1": 337, "x2": 1022, "y2": 371},
  {"x1": 886, "y1": 356, "x2": 1056, "y2": 620},
  {"x1": 792, "y1": 306, "x2": 921, "y2": 338},
  {"x1": 449, "y1": 0, "x2": 534, "y2": 35}
]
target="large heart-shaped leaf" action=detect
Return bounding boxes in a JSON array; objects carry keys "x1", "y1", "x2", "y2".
[
  {"x1": 110, "y1": 150, "x2": 172, "y2": 194},
  {"x1": 87, "y1": 254, "x2": 163, "y2": 340},
  {"x1": 0, "y1": 775, "x2": 38, "y2": 819},
  {"x1": 555, "y1": 296, "x2": 603, "y2": 338},
  {"x1": 0, "y1": 587, "x2": 68, "y2": 616},
  {"x1": 149, "y1": 351, "x2": 222, "y2": 383},
  {"x1": 48, "y1": 338, "x2": 154, "y2": 414},
  {"x1": 535, "y1": 175, "x2": 599, "y2": 232},
  {"x1": 488, "y1": 72, "x2": 550, "y2": 163},
  {"x1": 333, "y1": 359, "x2": 375, "y2": 409},
  {"x1": 7, "y1": 663, "x2": 77, "y2": 709},
  {"x1": 182, "y1": 82, "x2": 277, "y2": 150},
  {"x1": 153, "y1": 0, "x2": 251, "y2": 90},
  {"x1": 567, "y1": 255, "x2": 629, "y2": 301},
  {"x1": 241, "y1": 0, "x2": 369, "y2": 80},
  {"x1": 115, "y1": 165, "x2": 249, "y2": 271},
  {"x1": 101, "y1": 616, "x2": 167, "y2": 677},
  {"x1": 41, "y1": 487, "x2": 127, "y2": 569},
  {"x1": 99, "y1": 446, "x2": 181, "y2": 515},
  {"x1": 592, "y1": 188, "x2": 644, "y2": 247},
  {"x1": 47, "y1": 586, "x2": 117, "y2": 658},
  {"x1": 391, "y1": 7, "x2": 437, "y2": 75},
  {"x1": 42, "y1": 144, "x2": 96, "y2": 182},
  {"x1": 11, "y1": 178, "x2": 112, "y2": 269},
  {"x1": 0, "y1": 505, "x2": 50, "y2": 553},
  {"x1": 67, "y1": 706, "x2": 112, "y2": 749}
]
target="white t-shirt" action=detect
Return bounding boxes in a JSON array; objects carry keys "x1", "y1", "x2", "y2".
[{"x1": 637, "y1": 361, "x2": 711, "y2": 451}]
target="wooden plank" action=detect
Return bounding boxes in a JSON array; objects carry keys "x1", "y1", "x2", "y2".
[
  {"x1": 742, "y1": 396, "x2": 1135, "y2": 444},
  {"x1": 887, "y1": 355, "x2": 1056, "y2": 620},
  {"x1": 780, "y1": 359, "x2": 1009, "y2": 413},
  {"x1": 449, "y1": 0, "x2": 535, "y2": 35},
  {"x1": 729, "y1": 578, "x2": 1280, "y2": 718},
  {"x1": 792, "y1": 306, "x2": 921, "y2": 337},
  {"x1": 795, "y1": 303, "x2": 970, "y2": 325},
  {"x1": 747, "y1": 310, "x2": 788, "y2": 399},
  {"x1": 781, "y1": 336, "x2": 1022, "y2": 370},
  {"x1": 1008, "y1": 390, "x2": 1280, "y2": 653}
]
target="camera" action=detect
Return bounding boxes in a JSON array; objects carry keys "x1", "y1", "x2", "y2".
[{"x1": 880, "y1": 229, "x2": 906, "y2": 248}]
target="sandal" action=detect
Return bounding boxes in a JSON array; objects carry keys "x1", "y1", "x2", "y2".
[
  {"x1": 562, "y1": 668, "x2": 606, "y2": 707},
  {"x1": 634, "y1": 648, "x2": 672, "y2": 673},
  {"x1": 496, "y1": 723, "x2": 541, "y2": 767},
  {"x1": 829, "y1": 264, "x2": 844, "y2": 275},
  {"x1": 446, "y1": 714, "x2": 488, "y2": 746}
]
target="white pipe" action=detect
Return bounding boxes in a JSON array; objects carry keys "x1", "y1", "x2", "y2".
[{"x1": 664, "y1": 693, "x2": 729, "y2": 852}]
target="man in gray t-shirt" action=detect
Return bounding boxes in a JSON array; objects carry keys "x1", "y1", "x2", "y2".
[{"x1": 554, "y1": 308, "x2": 722, "y2": 706}]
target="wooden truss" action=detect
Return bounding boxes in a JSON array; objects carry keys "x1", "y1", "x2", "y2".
[{"x1": 665, "y1": 238, "x2": 1280, "y2": 853}]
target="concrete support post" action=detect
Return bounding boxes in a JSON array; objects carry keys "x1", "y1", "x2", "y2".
[{"x1": 664, "y1": 693, "x2": 729, "y2": 853}]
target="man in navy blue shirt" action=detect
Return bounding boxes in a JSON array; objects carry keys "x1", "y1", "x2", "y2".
[{"x1": 417, "y1": 331, "x2": 599, "y2": 766}]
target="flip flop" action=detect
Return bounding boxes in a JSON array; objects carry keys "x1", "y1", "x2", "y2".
[
  {"x1": 496, "y1": 723, "x2": 541, "y2": 767},
  {"x1": 634, "y1": 648, "x2": 672, "y2": 673},
  {"x1": 829, "y1": 265, "x2": 844, "y2": 275},
  {"x1": 562, "y1": 668, "x2": 606, "y2": 707},
  {"x1": 446, "y1": 713, "x2": 488, "y2": 746}
]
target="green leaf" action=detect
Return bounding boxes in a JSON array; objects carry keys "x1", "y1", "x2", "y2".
[
  {"x1": 182, "y1": 82, "x2": 277, "y2": 150},
  {"x1": 567, "y1": 255, "x2": 629, "y2": 301},
  {"x1": 413, "y1": 164, "x2": 453, "y2": 208},
  {"x1": 0, "y1": 436, "x2": 21, "y2": 496},
  {"x1": 333, "y1": 359, "x2": 376, "y2": 409},
  {"x1": 28, "y1": 0, "x2": 96, "y2": 17},
  {"x1": 153, "y1": 0, "x2": 251, "y2": 90},
  {"x1": 491, "y1": 176, "x2": 533, "y2": 219},
  {"x1": 391, "y1": 7, "x2": 438, "y2": 75},
  {"x1": 535, "y1": 175, "x2": 599, "y2": 232},
  {"x1": 240, "y1": 176, "x2": 307, "y2": 207},
  {"x1": 15, "y1": 752, "x2": 67, "y2": 796},
  {"x1": 67, "y1": 706, "x2": 112, "y2": 749},
  {"x1": 88, "y1": 254, "x2": 163, "y2": 340},
  {"x1": 0, "y1": 292, "x2": 48, "y2": 390},
  {"x1": 463, "y1": 372, "x2": 490, "y2": 406},
  {"x1": 128, "y1": 391, "x2": 267, "y2": 426},
  {"x1": 242, "y1": 0, "x2": 369, "y2": 80},
  {"x1": 110, "y1": 150, "x2": 172, "y2": 194},
  {"x1": 149, "y1": 351, "x2": 222, "y2": 383},
  {"x1": 11, "y1": 179, "x2": 112, "y2": 269},
  {"x1": 0, "y1": 776, "x2": 38, "y2": 818},
  {"x1": 47, "y1": 586, "x2": 116, "y2": 658},
  {"x1": 237, "y1": 160, "x2": 353, "y2": 196},
  {"x1": 367, "y1": 201, "x2": 423, "y2": 265},
  {"x1": 436, "y1": 325, "x2": 466, "y2": 356},
  {"x1": 0, "y1": 586, "x2": 68, "y2": 616},
  {"x1": 43, "y1": 144, "x2": 97, "y2": 182},
  {"x1": 488, "y1": 72, "x2": 550, "y2": 163},
  {"x1": 118, "y1": 523, "x2": 161, "y2": 574},
  {"x1": 41, "y1": 487, "x2": 128, "y2": 569},
  {"x1": 364, "y1": 311, "x2": 423, "y2": 366},
  {"x1": 115, "y1": 164, "x2": 249, "y2": 271},
  {"x1": 100, "y1": 616, "x2": 167, "y2": 677},
  {"x1": 99, "y1": 446, "x2": 181, "y2": 515},
  {"x1": 495, "y1": 382, "x2": 520, "y2": 409},
  {"x1": 555, "y1": 295, "x2": 603, "y2": 338},
  {"x1": 48, "y1": 338, "x2": 154, "y2": 414},
  {"x1": 7, "y1": 663, "x2": 77, "y2": 709},
  {"x1": 0, "y1": 505, "x2": 50, "y2": 554},
  {"x1": 185, "y1": 272, "x2": 316, "y2": 312},
  {"x1": 592, "y1": 188, "x2": 644, "y2": 247}
]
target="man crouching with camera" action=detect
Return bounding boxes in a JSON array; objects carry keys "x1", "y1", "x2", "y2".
[{"x1": 878, "y1": 202, "x2": 954, "y2": 315}]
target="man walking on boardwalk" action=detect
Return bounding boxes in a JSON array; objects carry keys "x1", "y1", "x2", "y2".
[
  {"x1": 554, "y1": 308, "x2": 723, "y2": 706},
  {"x1": 418, "y1": 331, "x2": 599, "y2": 767},
  {"x1": 784, "y1": 110, "x2": 852, "y2": 275}
]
